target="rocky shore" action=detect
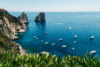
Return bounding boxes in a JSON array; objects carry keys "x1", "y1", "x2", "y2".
[{"x1": 0, "y1": 8, "x2": 29, "y2": 55}]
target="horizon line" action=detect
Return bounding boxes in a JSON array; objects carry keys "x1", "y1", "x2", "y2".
[{"x1": 8, "y1": 11, "x2": 100, "y2": 12}]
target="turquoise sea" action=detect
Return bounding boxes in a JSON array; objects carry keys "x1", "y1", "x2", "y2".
[{"x1": 10, "y1": 12, "x2": 100, "y2": 58}]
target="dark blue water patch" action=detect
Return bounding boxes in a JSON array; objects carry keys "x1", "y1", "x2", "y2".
[{"x1": 10, "y1": 12, "x2": 100, "y2": 58}]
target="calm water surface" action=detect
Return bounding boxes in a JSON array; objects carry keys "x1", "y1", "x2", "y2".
[{"x1": 10, "y1": 12, "x2": 100, "y2": 58}]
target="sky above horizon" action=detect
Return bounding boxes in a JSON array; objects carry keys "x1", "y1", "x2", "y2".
[{"x1": 0, "y1": 0, "x2": 100, "y2": 12}]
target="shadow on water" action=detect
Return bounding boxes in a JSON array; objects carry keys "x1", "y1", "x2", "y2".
[{"x1": 34, "y1": 21, "x2": 46, "y2": 28}]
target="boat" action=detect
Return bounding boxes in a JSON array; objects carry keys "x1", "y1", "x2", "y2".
[
  {"x1": 72, "y1": 48, "x2": 75, "y2": 50},
  {"x1": 74, "y1": 35, "x2": 77, "y2": 38},
  {"x1": 90, "y1": 50, "x2": 96, "y2": 54},
  {"x1": 62, "y1": 45, "x2": 67, "y2": 48},
  {"x1": 45, "y1": 42, "x2": 48, "y2": 44},
  {"x1": 90, "y1": 36, "x2": 94, "y2": 40},
  {"x1": 59, "y1": 39, "x2": 63, "y2": 41},
  {"x1": 34, "y1": 36, "x2": 36, "y2": 38},
  {"x1": 52, "y1": 43, "x2": 55, "y2": 46},
  {"x1": 73, "y1": 41, "x2": 76, "y2": 43},
  {"x1": 36, "y1": 38, "x2": 39, "y2": 40},
  {"x1": 69, "y1": 27, "x2": 71, "y2": 30},
  {"x1": 45, "y1": 32, "x2": 47, "y2": 34}
]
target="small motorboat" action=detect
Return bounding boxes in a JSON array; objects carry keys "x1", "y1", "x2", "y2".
[
  {"x1": 74, "y1": 35, "x2": 77, "y2": 38},
  {"x1": 45, "y1": 42, "x2": 48, "y2": 44},
  {"x1": 45, "y1": 32, "x2": 47, "y2": 34},
  {"x1": 90, "y1": 50, "x2": 96, "y2": 54},
  {"x1": 34, "y1": 36, "x2": 36, "y2": 38},
  {"x1": 36, "y1": 38, "x2": 39, "y2": 40},
  {"x1": 72, "y1": 48, "x2": 75, "y2": 50},
  {"x1": 69, "y1": 27, "x2": 71, "y2": 30},
  {"x1": 59, "y1": 39, "x2": 63, "y2": 41},
  {"x1": 62, "y1": 45, "x2": 67, "y2": 48},
  {"x1": 73, "y1": 41, "x2": 76, "y2": 43},
  {"x1": 52, "y1": 43, "x2": 55, "y2": 46},
  {"x1": 90, "y1": 36, "x2": 94, "y2": 40}
]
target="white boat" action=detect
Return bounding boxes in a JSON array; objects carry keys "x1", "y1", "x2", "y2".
[
  {"x1": 69, "y1": 27, "x2": 71, "y2": 30},
  {"x1": 45, "y1": 32, "x2": 47, "y2": 34},
  {"x1": 34, "y1": 36, "x2": 36, "y2": 38},
  {"x1": 90, "y1": 36, "x2": 94, "y2": 40},
  {"x1": 62, "y1": 45, "x2": 67, "y2": 48},
  {"x1": 52, "y1": 43, "x2": 55, "y2": 46},
  {"x1": 72, "y1": 48, "x2": 75, "y2": 50},
  {"x1": 90, "y1": 50, "x2": 96, "y2": 54},
  {"x1": 45, "y1": 42, "x2": 48, "y2": 44},
  {"x1": 36, "y1": 38, "x2": 39, "y2": 40},
  {"x1": 73, "y1": 41, "x2": 76, "y2": 43},
  {"x1": 74, "y1": 35, "x2": 77, "y2": 38},
  {"x1": 59, "y1": 39, "x2": 63, "y2": 41}
]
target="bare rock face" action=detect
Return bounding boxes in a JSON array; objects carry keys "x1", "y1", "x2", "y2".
[
  {"x1": 40, "y1": 51, "x2": 49, "y2": 56},
  {"x1": 18, "y1": 12, "x2": 29, "y2": 23},
  {"x1": 35, "y1": 12, "x2": 46, "y2": 22}
]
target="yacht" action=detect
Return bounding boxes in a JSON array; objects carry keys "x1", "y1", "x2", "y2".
[
  {"x1": 59, "y1": 39, "x2": 63, "y2": 41},
  {"x1": 73, "y1": 41, "x2": 76, "y2": 43},
  {"x1": 62, "y1": 45, "x2": 67, "y2": 48},
  {"x1": 69, "y1": 27, "x2": 71, "y2": 30},
  {"x1": 90, "y1": 50, "x2": 96, "y2": 54},
  {"x1": 52, "y1": 43, "x2": 55, "y2": 46},
  {"x1": 45, "y1": 32, "x2": 47, "y2": 34},
  {"x1": 36, "y1": 38, "x2": 39, "y2": 40},
  {"x1": 45, "y1": 42, "x2": 48, "y2": 44},
  {"x1": 90, "y1": 36, "x2": 94, "y2": 40},
  {"x1": 34, "y1": 36, "x2": 36, "y2": 38},
  {"x1": 74, "y1": 35, "x2": 77, "y2": 38},
  {"x1": 72, "y1": 48, "x2": 75, "y2": 50}
]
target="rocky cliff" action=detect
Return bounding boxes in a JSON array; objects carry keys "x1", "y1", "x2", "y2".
[
  {"x1": 0, "y1": 8, "x2": 26, "y2": 55},
  {"x1": 35, "y1": 12, "x2": 46, "y2": 22},
  {"x1": 18, "y1": 12, "x2": 29, "y2": 24}
]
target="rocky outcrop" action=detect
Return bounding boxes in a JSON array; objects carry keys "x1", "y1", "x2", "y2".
[
  {"x1": 35, "y1": 12, "x2": 46, "y2": 22},
  {"x1": 18, "y1": 12, "x2": 29, "y2": 23},
  {"x1": 0, "y1": 8, "x2": 26, "y2": 55},
  {"x1": 40, "y1": 51, "x2": 49, "y2": 56}
]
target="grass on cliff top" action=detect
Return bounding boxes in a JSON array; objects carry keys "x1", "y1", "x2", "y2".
[{"x1": 0, "y1": 51, "x2": 100, "y2": 67}]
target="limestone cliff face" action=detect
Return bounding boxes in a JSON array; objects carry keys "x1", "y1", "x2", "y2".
[
  {"x1": 35, "y1": 12, "x2": 46, "y2": 22},
  {"x1": 0, "y1": 9, "x2": 26, "y2": 55},
  {"x1": 18, "y1": 12, "x2": 29, "y2": 24}
]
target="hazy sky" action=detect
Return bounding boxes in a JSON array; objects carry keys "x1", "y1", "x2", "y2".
[{"x1": 0, "y1": 0, "x2": 100, "y2": 12}]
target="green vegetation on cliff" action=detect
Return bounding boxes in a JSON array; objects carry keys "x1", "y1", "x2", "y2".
[
  {"x1": 0, "y1": 9, "x2": 21, "y2": 25},
  {"x1": 0, "y1": 9, "x2": 22, "y2": 53}
]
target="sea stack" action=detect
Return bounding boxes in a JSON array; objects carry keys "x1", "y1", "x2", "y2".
[
  {"x1": 35, "y1": 12, "x2": 46, "y2": 22},
  {"x1": 18, "y1": 12, "x2": 29, "y2": 23}
]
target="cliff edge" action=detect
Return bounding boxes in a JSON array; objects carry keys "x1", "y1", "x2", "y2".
[{"x1": 0, "y1": 8, "x2": 26, "y2": 55}]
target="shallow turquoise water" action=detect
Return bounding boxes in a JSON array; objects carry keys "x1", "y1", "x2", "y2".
[{"x1": 10, "y1": 12, "x2": 100, "y2": 58}]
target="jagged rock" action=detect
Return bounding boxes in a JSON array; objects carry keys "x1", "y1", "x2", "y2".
[
  {"x1": 35, "y1": 12, "x2": 46, "y2": 22},
  {"x1": 18, "y1": 12, "x2": 29, "y2": 23},
  {"x1": 40, "y1": 51, "x2": 49, "y2": 56},
  {"x1": 0, "y1": 9, "x2": 26, "y2": 55}
]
